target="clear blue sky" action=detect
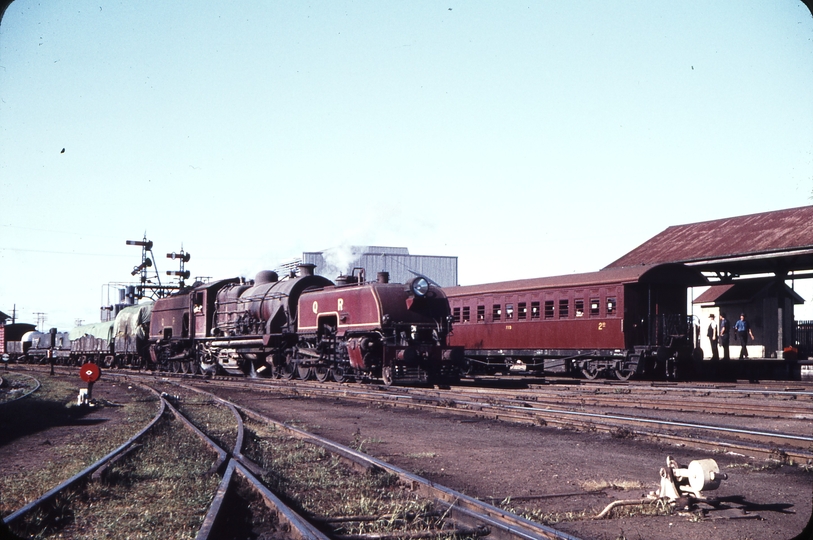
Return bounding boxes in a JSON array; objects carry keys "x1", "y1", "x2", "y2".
[{"x1": 1, "y1": 1, "x2": 812, "y2": 330}]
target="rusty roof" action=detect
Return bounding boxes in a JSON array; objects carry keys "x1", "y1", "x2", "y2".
[
  {"x1": 605, "y1": 206, "x2": 813, "y2": 272},
  {"x1": 445, "y1": 263, "x2": 706, "y2": 298},
  {"x1": 694, "y1": 280, "x2": 805, "y2": 305}
]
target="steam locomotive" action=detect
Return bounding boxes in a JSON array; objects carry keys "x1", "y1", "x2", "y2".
[
  {"x1": 1, "y1": 264, "x2": 462, "y2": 386},
  {"x1": 149, "y1": 264, "x2": 462, "y2": 385}
]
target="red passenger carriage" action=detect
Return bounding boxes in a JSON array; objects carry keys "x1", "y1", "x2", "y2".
[{"x1": 445, "y1": 263, "x2": 707, "y2": 380}]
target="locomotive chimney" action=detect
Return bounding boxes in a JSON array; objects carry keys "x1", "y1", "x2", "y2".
[
  {"x1": 377, "y1": 272, "x2": 389, "y2": 284},
  {"x1": 298, "y1": 263, "x2": 316, "y2": 277}
]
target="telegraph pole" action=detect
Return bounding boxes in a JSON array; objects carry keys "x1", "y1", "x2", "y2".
[{"x1": 33, "y1": 312, "x2": 47, "y2": 331}]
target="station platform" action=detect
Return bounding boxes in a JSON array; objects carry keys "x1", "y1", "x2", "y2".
[{"x1": 697, "y1": 357, "x2": 809, "y2": 381}]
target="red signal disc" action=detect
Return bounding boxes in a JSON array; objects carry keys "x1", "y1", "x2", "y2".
[{"x1": 79, "y1": 363, "x2": 101, "y2": 383}]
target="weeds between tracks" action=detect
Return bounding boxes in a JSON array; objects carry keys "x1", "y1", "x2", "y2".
[
  {"x1": 0, "y1": 378, "x2": 158, "y2": 517},
  {"x1": 242, "y1": 418, "x2": 472, "y2": 538},
  {"x1": 9, "y1": 414, "x2": 221, "y2": 539}
]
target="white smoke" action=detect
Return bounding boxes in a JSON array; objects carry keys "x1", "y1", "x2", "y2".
[{"x1": 321, "y1": 245, "x2": 366, "y2": 279}]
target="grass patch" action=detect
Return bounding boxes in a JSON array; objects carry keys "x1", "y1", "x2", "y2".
[
  {"x1": 580, "y1": 479, "x2": 649, "y2": 492},
  {"x1": 10, "y1": 413, "x2": 221, "y2": 539},
  {"x1": 242, "y1": 419, "x2": 467, "y2": 538},
  {"x1": 0, "y1": 377, "x2": 159, "y2": 516},
  {"x1": 405, "y1": 452, "x2": 438, "y2": 459}
]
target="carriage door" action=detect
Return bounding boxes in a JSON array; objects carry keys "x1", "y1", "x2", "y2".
[{"x1": 624, "y1": 284, "x2": 649, "y2": 349}]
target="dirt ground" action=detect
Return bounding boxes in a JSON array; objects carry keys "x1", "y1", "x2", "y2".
[
  {"x1": 2, "y1": 375, "x2": 811, "y2": 540},
  {"x1": 0, "y1": 378, "x2": 156, "y2": 515},
  {"x1": 207, "y1": 385, "x2": 813, "y2": 540}
]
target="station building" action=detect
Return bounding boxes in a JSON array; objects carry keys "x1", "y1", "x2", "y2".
[{"x1": 605, "y1": 205, "x2": 813, "y2": 359}]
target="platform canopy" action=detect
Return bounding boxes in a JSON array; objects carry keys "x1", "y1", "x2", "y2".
[{"x1": 604, "y1": 206, "x2": 813, "y2": 281}]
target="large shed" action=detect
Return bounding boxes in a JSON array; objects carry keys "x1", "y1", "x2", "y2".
[
  {"x1": 606, "y1": 205, "x2": 813, "y2": 357},
  {"x1": 289, "y1": 246, "x2": 458, "y2": 288}
]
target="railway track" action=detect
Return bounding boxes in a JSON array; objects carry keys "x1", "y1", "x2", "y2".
[
  {"x1": 172, "y1": 373, "x2": 813, "y2": 465},
  {"x1": 5, "y1": 365, "x2": 812, "y2": 538},
  {"x1": 2, "y1": 385, "x2": 166, "y2": 536},
  {"x1": 11, "y1": 364, "x2": 813, "y2": 465},
  {"x1": 3, "y1": 368, "x2": 583, "y2": 539},
  {"x1": 0, "y1": 372, "x2": 41, "y2": 405},
  {"x1": 159, "y1": 379, "x2": 581, "y2": 540}
]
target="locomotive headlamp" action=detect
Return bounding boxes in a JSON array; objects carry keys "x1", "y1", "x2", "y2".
[{"x1": 410, "y1": 277, "x2": 430, "y2": 297}]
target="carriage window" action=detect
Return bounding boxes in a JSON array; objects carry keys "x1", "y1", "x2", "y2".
[
  {"x1": 518, "y1": 302, "x2": 527, "y2": 320},
  {"x1": 452, "y1": 307, "x2": 461, "y2": 323},
  {"x1": 531, "y1": 301, "x2": 540, "y2": 319},
  {"x1": 590, "y1": 298, "x2": 600, "y2": 316},
  {"x1": 492, "y1": 304, "x2": 501, "y2": 321},
  {"x1": 477, "y1": 305, "x2": 485, "y2": 321},
  {"x1": 575, "y1": 299, "x2": 584, "y2": 317},
  {"x1": 559, "y1": 299, "x2": 569, "y2": 318},
  {"x1": 505, "y1": 303, "x2": 514, "y2": 320},
  {"x1": 544, "y1": 300, "x2": 554, "y2": 319},
  {"x1": 462, "y1": 306, "x2": 471, "y2": 322},
  {"x1": 607, "y1": 297, "x2": 617, "y2": 316}
]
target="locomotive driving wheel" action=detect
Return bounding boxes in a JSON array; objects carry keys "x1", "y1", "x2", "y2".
[
  {"x1": 279, "y1": 362, "x2": 296, "y2": 380},
  {"x1": 296, "y1": 364, "x2": 314, "y2": 380},
  {"x1": 294, "y1": 341, "x2": 317, "y2": 380},
  {"x1": 314, "y1": 366, "x2": 331, "y2": 382},
  {"x1": 382, "y1": 366, "x2": 394, "y2": 386},
  {"x1": 330, "y1": 367, "x2": 349, "y2": 382}
]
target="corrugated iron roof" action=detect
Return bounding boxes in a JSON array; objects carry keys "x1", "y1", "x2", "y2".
[
  {"x1": 694, "y1": 280, "x2": 805, "y2": 305},
  {"x1": 445, "y1": 263, "x2": 706, "y2": 297},
  {"x1": 605, "y1": 206, "x2": 813, "y2": 269}
]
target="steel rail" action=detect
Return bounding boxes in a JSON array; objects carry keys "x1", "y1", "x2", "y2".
[
  {"x1": 347, "y1": 381, "x2": 813, "y2": 441},
  {"x1": 233, "y1": 460, "x2": 331, "y2": 540},
  {"x1": 244, "y1": 381, "x2": 813, "y2": 463},
  {"x1": 274, "y1": 383, "x2": 813, "y2": 445},
  {"x1": 235, "y1": 404, "x2": 581, "y2": 540},
  {"x1": 501, "y1": 404, "x2": 813, "y2": 443},
  {"x1": 2, "y1": 385, "x2": 165, "y2": 527},
  {"x1": 159, "y1": 384, "x2": 330, "y2": 540},
  {"x1": 169, "y1": 379, "x2": 577, "y2": 539},
  {"x1": 167, "y1": 375, "x2": 813, "y2": 456},
  {"x1": 384, "y1": 384, "x2": 813, "y2": 422},
  {"x1": 542, "y1": 378, "x2": 813, "y2": 397},
  {"x1": 161, "y1": 396, "x2": 229, "y2": 474},
  {"x1": 0, "y1": 373, "x2": 41, "y2": 405}
]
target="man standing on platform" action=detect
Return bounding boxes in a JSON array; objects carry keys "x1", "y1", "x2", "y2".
[
  {"x1": 707, "y1": 314, "x2": 719, "y2": 361},
  {"x1": 719, "y1": 312, "x2": 731, "y2": 361},
  {"x1": 735, "y1": 313, "x2": 755, "y2": 359}
]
